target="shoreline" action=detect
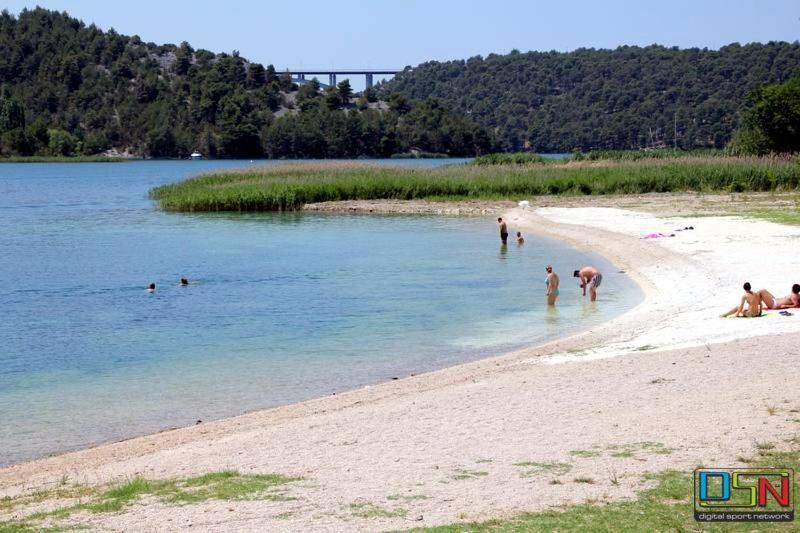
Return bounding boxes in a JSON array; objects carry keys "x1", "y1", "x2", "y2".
[
  {"x1": 2, "y1": 202, "x2": 800, "y2": 531},
  {"x1": 0, "y1": 207, "x2": 661, "y2": 478}
]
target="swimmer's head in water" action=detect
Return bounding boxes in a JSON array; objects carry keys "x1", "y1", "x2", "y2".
[
  {"x1": 148, "y1": 283, "x2": 156, "y2": 290},
  {"x1": 743, "y1": 282, "x2": 752, "y2": 292},
  {"x1": 573, "y1": 270, "x2": 580, "y2": 278},
  {"x1": 180, "y1": 277, "x2": 189, "y2": 286},
  {"x1": 546, "y1": 265, "x2": 552, "y2": 273},
  {"x1": 793, "y1": 283, "x2": 800, "y2": 294}
]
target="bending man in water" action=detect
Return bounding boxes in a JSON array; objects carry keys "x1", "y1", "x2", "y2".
[
  {"x1": 545, "y1": 265, "x2": 560, "y2": 306},
  {"x1": 574, "y1": 266, "x2": 602, "y2": 302},
  {"x1": 720, "y1": 282, "x2": 766, "y2": 317}
]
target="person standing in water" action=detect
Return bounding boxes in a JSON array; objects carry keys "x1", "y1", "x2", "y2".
[
  {"x1": 516, "y1": 231, "x2": 525, "y2": 245},
  {"x1": 497, "y1": 217, "x2": 508, "y2": 245},
  {"x1": 545, "y1": 265, "x2": 560, "y2": 306},
  {"x1": 574, "y1": 266, "x2": 602, "y2": 302}
]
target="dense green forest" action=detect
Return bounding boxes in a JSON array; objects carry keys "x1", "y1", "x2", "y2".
[
  {"x1": 381, "y1": 43, "x2": 800, "y2": 152},
  {"x1": 0, "y1": 8, "x2": 490, "y2": 158}
]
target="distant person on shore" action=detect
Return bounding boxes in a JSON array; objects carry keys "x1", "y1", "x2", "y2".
[
  {"x1": 498, "y1": 217, "x2": 508, "y2": 245},
  {"x1": 763, "y1": 283, "x2": 800, "y2": 309},
  {"x1": 574, "y1": 266, "x2": 602, "y2": 302},
  {"x1": 147, "y1": 282, "x2": 156, "y2": 292},
  {"x1": 545, "y1": 265, "x2": 560, "y2": 306},
  {"x1": 516, "y1": 231, "x2": 525, "y2": 245},
  {"x1": 720, "y1": 282, "x2": 766, "y2": 318},
  {"x1": 180, "y1": 277, "x2": 189, "y2": 286}
]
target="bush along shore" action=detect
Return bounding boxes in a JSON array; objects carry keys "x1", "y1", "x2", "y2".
[{"x1": 148, "y1": 155, "x2": 800, "y2": 212}]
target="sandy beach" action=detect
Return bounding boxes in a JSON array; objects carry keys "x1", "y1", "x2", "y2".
[{"x1": 2, "y1": 203, "x2": 799, "y2": 531}]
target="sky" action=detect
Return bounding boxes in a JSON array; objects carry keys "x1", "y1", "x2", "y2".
[{"x1": 5, "y1": 0, "x2": 799, "y2": 89}]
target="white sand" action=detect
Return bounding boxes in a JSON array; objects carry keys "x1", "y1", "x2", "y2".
[
  {"x1": 1, "y1": 207, "x2": 799, "y2": 532},
  {"x1": 517, "y1": 207, "x2": 800, "y2": 361}
]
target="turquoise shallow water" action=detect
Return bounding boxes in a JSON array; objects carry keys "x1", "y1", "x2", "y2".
[{"x1": 0, "y1": 160, "x2": 641, "y2": 466}]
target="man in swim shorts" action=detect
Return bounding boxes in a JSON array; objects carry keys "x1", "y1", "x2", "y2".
[
  {"x1": 574, "y1": 266, "x2": 602, "y2": 302},
  {"x1": 546, "y1": 265, "x2": 560, "y2": 306},
  {"x1": 720, "y1": 282, "x2": 765, "y2": 317},
  {"x1": 497, "y1": 217, "x2": 508, "y2": 245}
]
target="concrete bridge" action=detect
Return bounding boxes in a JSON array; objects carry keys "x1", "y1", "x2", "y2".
[{"x1": 282, "y1": 69, "x2": 401, "y2": 89}]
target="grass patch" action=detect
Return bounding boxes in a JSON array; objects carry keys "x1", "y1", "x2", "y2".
[
  {"x1": 513, "y1": 462, "x2": 572, "y2": 477},
  {"x1": 387, "y1": 494, "x2": 429, "y2": 501},
  {"x1": 607, "y1": 442, "x2": 674, "y2": 458},
  {"x1": 573, "y1": 477, "x2": 595, "y2": 484},
  {"x1": 415, "y1": 441, "x2": 800, "y2": 532},
  {"x1": 755, "y1": 441, "x2": 777, "y2": 452},
  {"x1": 744, "y1": 208, "x2": 800, "y2": 226},
  {"x1": 149, "y1": 156, "x2": 800, "y2": 212},
  {"x1": 471, "y1": 153, "x2": 548, "y2": 165},
  {"x1": 450, "y1": 468, "x2": 489, "y2": 481},
  {"x1": 350, "y1": 502, "x2": 408, "y2": 518},
  {"x1": 568, "y1": 450, "x2": 601, "y2": 458},
  {"x1": 6, "y1": 471, "x2": 299, "y2": 528}
]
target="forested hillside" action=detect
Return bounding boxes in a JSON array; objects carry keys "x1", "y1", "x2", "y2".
[
  {"x1": 0, "y1": 8, "x2": 490, "y2": 158},
  {"x1": 381, "y1": 43, "x2": 800, "y2": 152}
]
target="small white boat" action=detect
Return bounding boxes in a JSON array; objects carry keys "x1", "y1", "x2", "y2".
[{"x1": 190, "y1": 151, "x2": 203, "y2": 160}]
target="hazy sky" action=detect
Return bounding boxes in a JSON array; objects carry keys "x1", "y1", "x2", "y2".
[{"x1": 5, "y1": 0, "x2": 799, "y2": 81}]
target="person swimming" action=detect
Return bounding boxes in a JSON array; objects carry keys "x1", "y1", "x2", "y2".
[
  {"x1": 180, "y1": 277, "x2": 189, "y2": 286},
  {"x1": 516, "y1": 231, "x2": 524, "y2": 245},
  {"x1": 147, "y1": 282, "x2": 156, "y2": 292},
  {"x1": 720, "y1": 282, "x2": 765, "y2": 317},
  {"x1": 545, "y1": 265, "x2": 560, "y2": 306}
]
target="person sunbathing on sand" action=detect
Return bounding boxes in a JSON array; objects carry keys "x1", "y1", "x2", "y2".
[
  {"x1": 720, "y1": 282, "x2": 767, "y2": 317},
  {"x1": 764, "y1": 283, "x2": 800, "y2": 309}
]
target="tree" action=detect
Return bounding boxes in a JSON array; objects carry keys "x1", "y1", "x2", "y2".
[
  {"x1": 388, "y1": 93, "x2": 411, "y2": 114},
  {"x1": 47, "y1": 129, "x2": 77, "y2": 156},
  {"x1": 337, "y1": 79, "x2": 353, "y2": 104},
  {"x1": 325, "y1": 87, "x2": 343, "y2": 110},
  {"x1": 174, "y1": 41, "x2": 193, "y2": 75},
  {"x1": 0, "y1": 89, "x2": 25, "y2": 132},
  {"x1": 729, "y1": 76, "x2": 800, "y2": 154},
  {"x1": 265, "y1": 64, "x2": 278, "y2": 84},
  {"x1": 247, "y1": 63, "x2": 266, "y2": 88},
  {"x1": 296, "y1": 79, "x2": 322, "y2": 111}
]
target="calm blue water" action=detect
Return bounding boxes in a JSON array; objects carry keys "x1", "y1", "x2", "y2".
[{"x1": 0, "y1": 159, "x2": 640, "y2": 466}]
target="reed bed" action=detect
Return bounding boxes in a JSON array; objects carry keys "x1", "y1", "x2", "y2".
[{"x1": 150, "y1": 157, "x2": 800, "y2": 212}]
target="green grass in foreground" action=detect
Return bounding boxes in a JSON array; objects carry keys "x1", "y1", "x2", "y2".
[
  {"x1": 0, "y1": 470, "x2": 299, "y2": 531},
  {"x1": 0, "y1": 156, "x2": 128, "y2": 163},
  {"x1": 149, "y1": 156, "x2": 800, "y2": 212},
  {"x1": 417, "y1": 444, "x2": 800, "y2": 532}
]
